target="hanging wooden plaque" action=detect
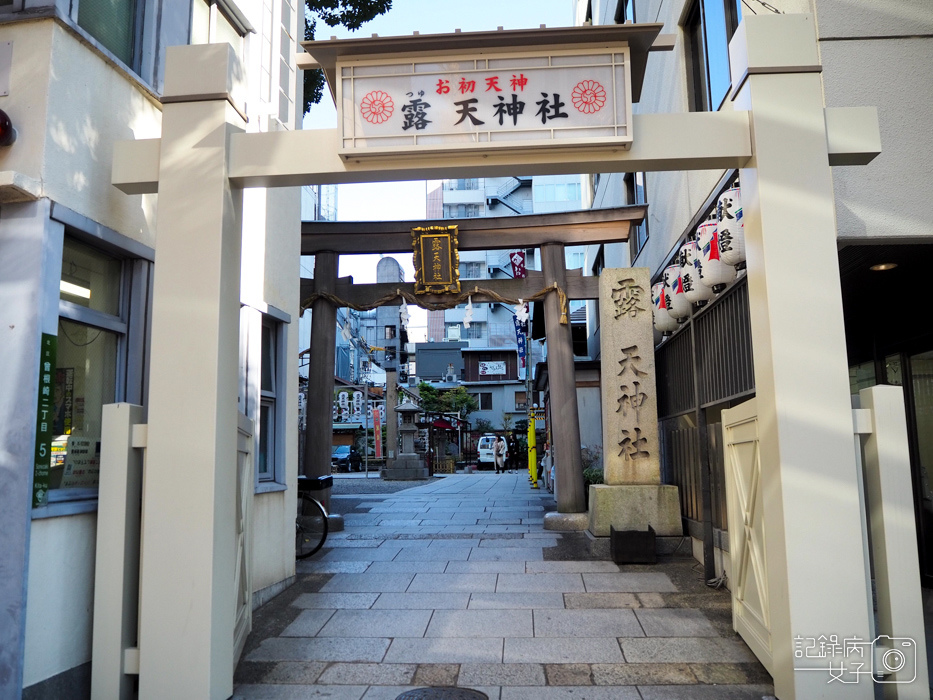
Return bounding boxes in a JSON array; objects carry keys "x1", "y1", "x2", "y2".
[{"x1": 412, "y1": 225, "x2": 460, "y2": 294}]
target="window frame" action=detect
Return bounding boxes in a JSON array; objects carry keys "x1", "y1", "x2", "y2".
[
  {"x1": 243, "y1": 303, "x2": 290, "y2": 492},
  {"x1": 682, "y1": 0, "x2": 743, "y2": 113},
  {"x1": 625, "y1": 172, "x2": 650, "y2": 263},
  {"x1": 33, "y1": 204, "x2": 153, "y2": 519}
]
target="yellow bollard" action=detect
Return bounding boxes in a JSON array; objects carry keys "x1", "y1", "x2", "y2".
[{"x1": 527, "y1": 413, "x2": 538, "y2": 488}]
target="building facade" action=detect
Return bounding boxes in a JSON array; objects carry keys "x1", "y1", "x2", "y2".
[{"x1": 0, "y1": 0, "x2": 301, "y2": 695}]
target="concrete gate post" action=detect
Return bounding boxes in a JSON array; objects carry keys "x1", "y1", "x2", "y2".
[
  {"x1": 137, "y1": 44, "x2": 245, "y2": 699},
  {"x1": 732, "y1": 15, "x2": 873, "y2": 698}
]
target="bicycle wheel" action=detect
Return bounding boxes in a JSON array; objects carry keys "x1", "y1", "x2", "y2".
[{"x1": 296, "y1": 494, "x2": 328, "y2": 559}]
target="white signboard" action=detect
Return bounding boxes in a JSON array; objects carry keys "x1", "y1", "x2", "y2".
[
  {"x1": 479, "y1": 361, "x2": 507, "y2": 376},
  {"x1": 339, "y1": 46, "x2": 632, "y2": 157}
]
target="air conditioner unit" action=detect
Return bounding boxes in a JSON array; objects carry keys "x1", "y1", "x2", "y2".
[
  {"x1": 447, "y1": 325, "x2": 461, "y2": 341},
  {"x1": 445, "y1": 373, "x2": 456, "y2": 382}
]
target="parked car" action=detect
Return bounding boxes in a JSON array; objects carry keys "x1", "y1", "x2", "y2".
[
  {"x1": 331, "y1": 445, "x2": 350, "y2": 471},
  {"x1": 477, "y1": 435, "x2": 496, "y2": 469}
]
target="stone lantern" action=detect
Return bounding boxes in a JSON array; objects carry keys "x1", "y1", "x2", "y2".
[{"x1": 382, "y1": 401, "x2": 428, "y2": 481}]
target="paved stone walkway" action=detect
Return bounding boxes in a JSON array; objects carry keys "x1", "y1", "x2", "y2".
[{"x1": 234, "y1": 474, "x2": 774, "y2": 699}]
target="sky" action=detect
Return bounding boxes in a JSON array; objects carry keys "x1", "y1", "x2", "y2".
[{"x1": 302, "y1": 0, "x2": 577, "y2": 341}]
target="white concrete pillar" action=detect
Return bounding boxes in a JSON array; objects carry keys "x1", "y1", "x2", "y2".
[
  {"x1": 0, "y1": 199, "x2": 62, "y2": 699},
  {"x1": 136, "y1": 44, "x2": 245, "y2": 700},
  {"x1": 731, "y1": 15, "x2": 873, "y2": 699}
]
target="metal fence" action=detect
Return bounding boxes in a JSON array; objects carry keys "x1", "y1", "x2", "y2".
[{"x1": 656, "y1": 277, "x2": 754, "y2": 538}]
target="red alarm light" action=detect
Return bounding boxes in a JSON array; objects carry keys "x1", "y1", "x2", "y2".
[{"x1": 0, "y1": 108, "x2": 16, "y2": 147}]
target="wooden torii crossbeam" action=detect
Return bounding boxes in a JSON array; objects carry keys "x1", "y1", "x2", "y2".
[{"x1": 300, "y1": 206, "x2": 645, "y2": 308}]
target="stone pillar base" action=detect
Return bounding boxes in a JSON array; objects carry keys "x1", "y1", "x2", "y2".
[
  {"x1": 543, "y1": 511, "x2": 589, "y2": 531},
  {"x1": 587, "y1": 484, "x2": 683, "y2": 537},
  {"x1": 382, "y1": 455, "x2": 428, "y2": 481},
  {"x1": 327, "y1": 514, "x2": 344, "y2": 532}
]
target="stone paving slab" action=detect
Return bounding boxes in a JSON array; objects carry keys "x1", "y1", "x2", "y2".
[
  {"x1": 233, "y1": 684, "x2": 368, "y2": 699},
  {"x1": 495, "y1": 574, "x2": 585, "y2": 593},
  {"x1": 458, "y1": 663, "x2": 546, "y2": 686},
  {"x1": 407, "y1": 573, "x2": 498, "y2": 593},
  {"x1": 446, "y1": 561, "x2": 526, "y2": 574},
  {"x1": 563, "y1": 593, "x2": 640, "y2": 609},
  {"x1": 425, "y1": 609, "x2": 534, "y2": 638},
  {"x1": 372, "y1": 592, "x2": 470, "y2": 610},
  {"x1": 620, "y1": 637, "x2": 759, "y2": 663},
  {"x1": 525, "y1": 561, "x2": 620, "y2": 574},
  {"x1": 320, "y1": 573, "x2": 414, "y2": 593},
  {"x1": 246, "y1": 637, "x2": 390, "y2": 662},
  {"x1": 637, "y1": 684, "x2": 776, "y2": 699},
  {"x1": 478, "y1": 538, "x2": 558, "y2": 548},
  {"x1": 296, "y1": 561, "x2": 372, "y2": 574},
  {"x1": 500, "y1": 687, "x2": 640, "y2": 699},
  {"x1": 281, "y1": 609, "x2": 336, "y2": 637},
  {"x1": 319, "y1": 548, "x2": 402, "y2": 562},
  {"x1": 468, "y1": 593, "x2": 565, "y2": 610},
  {"x1": 469, "y1": 548, "x2": 544, "y2": 562},
  {"x1": 365, "y1": 560, "x2": 447, "y2": 574},
  {"x1": 318, "y1": 609, "x2": 433, "y2": 638},
  {"x1": 591, "y1": 662, "x2": 697, "y2": 685},
  {"x1": 292, "y1": 592, "x2": 378, "y2": 609},
  {"x1": 634, "y1": 608, "x2": 718, "y2": 637},
  {"x1": 316, "y1": 662, "x2": 416, "y2": 685},
  {"x1": 504, "y1": 638, "x2": 624, "y2": 664},
  {"x1": 394, "y1": 547, "x2": 473, "y2": 562},
  {"x1": 360, "y1": 687, "x2": 501, "y2": 700},
  {"x1": 532, "y1": 608, "x2": 644, "y2": 638},
  {"x1": 582, "y1": 572, "x2": 678, "y2": 592},
  {"x1": 384, "y1": 637, "x2": 504, "y2": 664}
]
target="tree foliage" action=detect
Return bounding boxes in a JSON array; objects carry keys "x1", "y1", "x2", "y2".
[
  {"x1": 416, "y1": 382, "x2": 479, "y2": 417},
  {"x1": 303, "y1": 0, "x2": 393, "y2": 114}
]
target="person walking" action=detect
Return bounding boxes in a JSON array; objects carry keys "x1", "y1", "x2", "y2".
[{"x1": 494, "y1": 435, "x2": 507, "y2": 474}]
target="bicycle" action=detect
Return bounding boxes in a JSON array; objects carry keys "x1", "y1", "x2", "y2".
[{"x1": 296, "y1": 475, "x2": 331, "y2": 559}]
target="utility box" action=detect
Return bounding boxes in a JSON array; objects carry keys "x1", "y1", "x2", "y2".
[{"x1": 610, "y1": 525, "x2": 657, "y2": 564}]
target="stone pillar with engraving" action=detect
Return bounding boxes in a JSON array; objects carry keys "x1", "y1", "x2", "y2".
[{"x1": 588, "y1": 268, "x2": 682, "y2": 537}]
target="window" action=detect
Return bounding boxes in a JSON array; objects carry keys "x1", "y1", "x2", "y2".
[
  {"x1": 477, "y1": 392, "x2": 493, "y2": 410},
  {"x1": 459, "y1": 262, "x2": 485, "y2": 279},
  {"x1": 515, "y1": 391, "x2": 527, "y2": 410},
  {"x1": 77, "y1": 0, "x2": 139, "y2": 66},
  {"x1": 257, "y1": 319, "x2": 277, "y2": 480},
  {"x1": 463, "y1": 322, "x2": 486, "y2": 340},
  {"x1": 683, "y1": 0, "x2": 742, "y2": 112},
  {"x1": 625, "y1": 172, "x2": 649, "y2": 262},
  {"x1": 243, "y1": 305, "x2": 289, "y2": 489},
  {"x1": 616, "y1": 0, "x2": 636, "y2": 23},
  {"x1": 41, "y1": 236, "x2": 131, "y2": 507},
  {"x1": 385, "y1": 325, "x2": 396, "y2": 340}
]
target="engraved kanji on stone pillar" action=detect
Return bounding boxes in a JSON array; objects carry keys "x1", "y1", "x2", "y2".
[{"x1": 599, "y1": 268, "x2": 661, "y2": 484}]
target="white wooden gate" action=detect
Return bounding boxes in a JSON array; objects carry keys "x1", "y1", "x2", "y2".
[
  {"x1": 721, "y1": 398, "x2": 773, "y2": 674},
  {"x1": 233, "y1": 412, "x2": 254, "y2": 662}
]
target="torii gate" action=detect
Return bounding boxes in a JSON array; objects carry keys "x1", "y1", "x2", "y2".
[
  {"x1": 299, "y1": 207, "x2": 646, "y2": 519},
  {"x1": 109, "y1": 15, "x2": 892, "y2": 700}
]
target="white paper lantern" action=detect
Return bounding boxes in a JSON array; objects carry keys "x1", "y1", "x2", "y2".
[
  {"x1": 696, "y1": 215, "x2": 736, "y2": 293},
  {"x1": 679, "y1": 240, "x2": 715, "y2": 306},
  {"x1": 717, "y1": 180, "x2": 745, "y2": 269},
  {"x1": 663, "y1": 264, "x2": 691, "y2": 321},
  {"x1": 652, "y1": 282, "x2": 679, "y2": 334}
]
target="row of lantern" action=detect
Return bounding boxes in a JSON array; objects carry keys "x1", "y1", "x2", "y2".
[{"x1": 652, "y1": 180, "x2": 745, "y2": 334}]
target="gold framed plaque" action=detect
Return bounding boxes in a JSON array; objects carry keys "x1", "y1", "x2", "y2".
[{"x1": 412, "y1": 225, "x2": 460, "y2": 294}]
